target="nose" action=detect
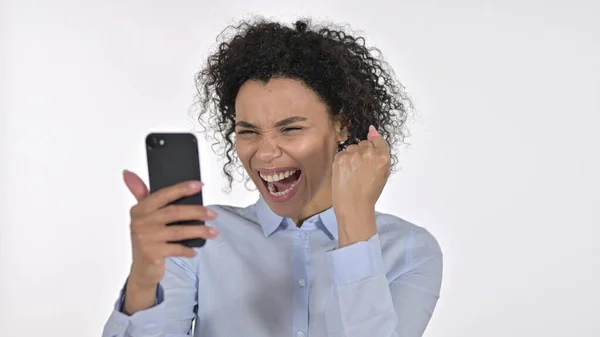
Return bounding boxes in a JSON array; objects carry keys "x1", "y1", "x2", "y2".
[{"x1": 255, "y1": 135, "x2": 282, "y2": 163}]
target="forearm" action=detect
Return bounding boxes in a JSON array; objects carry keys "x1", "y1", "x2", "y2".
[
  {"x1": 327, "y1": 227, "x2": 444, "y2": 337},
  {"x1": 103, "y1": 258, "x2": 198, "y2": 337},
  {"x1": 327, "y1": 275, "x2": 398, "y2": 337},
  {"x1": 123, "y1": 279, "x2": 158, "y2": 315},
  {"x1": 326, "y1": 234, "x2": 398, "y2": 337}
]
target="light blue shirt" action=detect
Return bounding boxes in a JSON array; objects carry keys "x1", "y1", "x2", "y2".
[{"x1": 102, "y1": 197, "x2": 443, "y2": 337}]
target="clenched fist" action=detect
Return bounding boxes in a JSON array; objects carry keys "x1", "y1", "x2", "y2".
[{"x1": 332, "y1": 125, "x2": 391, "y2": 247}]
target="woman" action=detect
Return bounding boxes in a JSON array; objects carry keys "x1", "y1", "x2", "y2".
[{"x1": 102, "y1": 18, "x2": 443, "y2": 337}]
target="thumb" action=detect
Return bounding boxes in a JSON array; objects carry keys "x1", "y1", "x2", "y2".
[
  {"x1": 367, "y1": 125, "x2": 381, "y2": 142},
  {"x1": 123, "y1": 170, "x2": 149, "y2": 202}
]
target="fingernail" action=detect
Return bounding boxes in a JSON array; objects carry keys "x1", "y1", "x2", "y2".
[
  {"x1": 208, "y1": 228, "x2": 220, "y2": 236},
  {"x1": 122, "y1": 169, "x2": 130, "y2": 175},
  {"x1": 207, "y1": 209, "x2": 218, "y2": 217},
  {"x1": 369, "y1": 125, "x2": 376, "y2": 132},
  {"x1": 189, "y1": 181, "x2": 202, "y2": 190}
]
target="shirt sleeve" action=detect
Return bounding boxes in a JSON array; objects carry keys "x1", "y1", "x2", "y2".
[
  {"x1": 325, "y1": 229, "x2": 443, "y2": 337},
  {"x1": 102, "y1": 256, "x2": 199, "y2": 337}
]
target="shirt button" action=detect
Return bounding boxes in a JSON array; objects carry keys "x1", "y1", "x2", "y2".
[
  {"x1": 298, "y1": 231, "x2": 307, "y2": 239},
  {"x1": 297, "y1": 332, "x2": 305, "y2": 337},
  {"x1": 298, "y1": 279, "x2": 306, "y2": 287}
]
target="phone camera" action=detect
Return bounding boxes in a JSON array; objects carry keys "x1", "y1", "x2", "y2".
[{"x1": 146, "y1": 135, "x2": 161, "y2": 149}]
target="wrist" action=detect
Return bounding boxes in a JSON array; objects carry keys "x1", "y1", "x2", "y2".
[
  {"x1": 335, "y1": 206, "x2": 376, "y2": 227},
  {"x1": 127, "y1": 277, "x2": 158, "y2": 293},
  {"x1": 336, "y1": 207, "x2": 377, "y2": 248},
  {"x1": 123, "y1": 279, "x2": 158, "y2": 315},
  {"x1": 128, "y1": 262, "x2": 160, "y2": 291}
]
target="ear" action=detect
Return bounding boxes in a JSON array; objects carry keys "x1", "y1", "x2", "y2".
[{"x1": 333, "y1": 116, "x2": 349, "y2": 143}]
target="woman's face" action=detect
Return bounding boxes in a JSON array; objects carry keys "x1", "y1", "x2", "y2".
[{"x1": 235, "y1": 78, "x2": 347, "y2": 222}]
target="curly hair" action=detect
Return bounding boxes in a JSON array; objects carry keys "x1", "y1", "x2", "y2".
[{"x1": 195, "y1": 18, "x2": 412, "y2": 188}]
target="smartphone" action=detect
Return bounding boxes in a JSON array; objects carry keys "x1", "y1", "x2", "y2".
[{"x1": 145, "y1": 132, "x2": 206, "y2": 248}]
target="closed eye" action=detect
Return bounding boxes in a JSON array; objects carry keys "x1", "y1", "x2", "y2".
[
  {"x1": 282, "y1": 127, "x2": 303, "y2": 132},
  {"x1": 236, "y1": 129, "x2": 256, "y2": 135}
]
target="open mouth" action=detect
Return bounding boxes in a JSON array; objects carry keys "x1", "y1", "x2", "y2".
[{"x1": 258, "y1": 168, "x2": 302, "y2": 197}]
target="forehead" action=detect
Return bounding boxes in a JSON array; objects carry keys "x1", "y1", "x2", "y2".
[{"x1": 234, "y1": 78, "x2": 330, "y2": 123}]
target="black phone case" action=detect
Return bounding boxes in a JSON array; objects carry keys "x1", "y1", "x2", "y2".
[{"x1": 145, "y1": 132, "x2": 206, "y2": 248}]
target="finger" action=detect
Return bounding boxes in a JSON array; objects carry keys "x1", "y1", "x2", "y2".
[
  {"x1": 367, "y1": 125, "x2": 390, "y2": 151},
  {"x1": 137, "y1": 180, "x2": 203, "y2": 214},
  {"x1": 358, "y1": 140, "x2": 373, "y2": 149},
  {"x1": 345, "y1": 144, "x2": 360, "y2": 153},
  {"x1": 153, "y1": 205, "x2": 218, "y2": 225},
  {"x1": 123, "y1": 170, "x2": 149, "y2": 202},
  {"x1": 333, "y1": 150, "x2": 347, "y2": 162},
  {"x1": 162, "y1": 224, "x2": 219, "y2": 242},
  {"x1": 367, "y1": 125, "x2": 380, "y2": 142}
]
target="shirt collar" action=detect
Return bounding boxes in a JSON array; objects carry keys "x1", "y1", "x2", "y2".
[
  {"x1": 318, "y1": 206, "x2": 339, "y2": 240},
  {"x1": 254, "y1": 196, "x2": 339, "y2": 240},
  {"x1": 255, "y1": 196, "x2": 284, "y2": 237}
]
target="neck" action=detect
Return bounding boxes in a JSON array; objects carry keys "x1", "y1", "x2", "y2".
[{"x1": 292, "y1": 186, "x2": 333, "y2": 227}]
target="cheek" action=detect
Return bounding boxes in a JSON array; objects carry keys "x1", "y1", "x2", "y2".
[
  {"x1": 235, "y1": 141, "x2": 254, "y2": 167},
  {"x1": 286, "y1": 135, "x2": 336, "y2": 173}
]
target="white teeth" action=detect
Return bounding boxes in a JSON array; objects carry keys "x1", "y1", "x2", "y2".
[
  {"x1": 267, "y1": 180, "x2": 299, "y2": 197},
  {"x1": 261, "y1": 169, "x2": 300, "y2": 197},
  {"x1": 260, "y1": 169, "x2": 297, "y2": 182}
]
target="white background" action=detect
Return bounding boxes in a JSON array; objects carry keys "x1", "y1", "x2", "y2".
[{"x1": 1, "y1": 0, "x2": 599, "y2": 336}]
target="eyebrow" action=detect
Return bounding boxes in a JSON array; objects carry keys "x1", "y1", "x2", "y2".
[{"x1": 235, "y1": 116, "x2": 308, "y2": 129}]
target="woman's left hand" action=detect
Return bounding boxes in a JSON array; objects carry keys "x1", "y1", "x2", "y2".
[{"x1": 332, "y1": 125, "x2": 391, "y2": 246}]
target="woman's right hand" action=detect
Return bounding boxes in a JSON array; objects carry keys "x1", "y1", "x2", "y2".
[{"x1": 123, "y1": 170, "x2": 219, "y2": 295}]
